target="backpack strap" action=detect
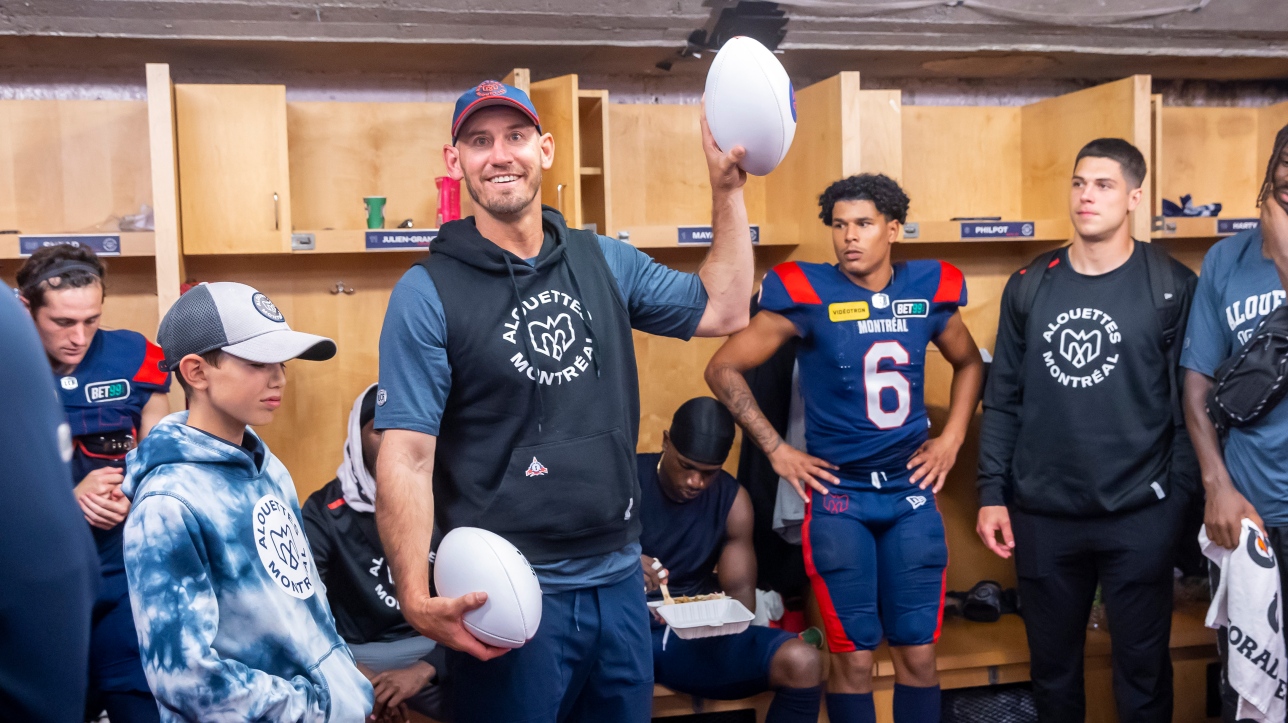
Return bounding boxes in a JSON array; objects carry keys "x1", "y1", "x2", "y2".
[
  {"x1": 1142, "y1": 241, "x2": 1185, "y2": 426},
  {"x1": 1014, "y1": 248, "x2": 1063, "y2": 332}
]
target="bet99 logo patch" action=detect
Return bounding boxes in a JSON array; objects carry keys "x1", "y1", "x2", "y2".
[{"x1": 86, "y1": 379, "x2": 130, "y2": 403}]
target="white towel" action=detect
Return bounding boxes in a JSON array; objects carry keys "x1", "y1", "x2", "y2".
[{"x1": 1201, "y1": 520, "x2": 1287, "y2": 722}]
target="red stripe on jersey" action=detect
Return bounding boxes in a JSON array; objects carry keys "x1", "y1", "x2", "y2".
[
  {"x1": 932, "y1": 261, "x2": 965, "y2": 304},
  {"x1": 933, "y1": 496, "x2": 949, "y2": 643},
  {"x1": 802, "y1": 501, "x2": 858, "y2": 653},
  {"x1": 327, "y1": 498, "x2": 346, "y2": 510},
  {"x1": 133, "y1": 340, "x2": 168, "y2": 386},
  {"x1": 774, "y1": 262, "x2": 822, "y2": 305},
  {"x1": 1048, "y1": 257, "x2": 1061, "y2": 269}
]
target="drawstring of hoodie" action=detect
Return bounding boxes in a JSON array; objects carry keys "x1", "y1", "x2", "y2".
[
  {"x1": 562, "y1": 261, "x2": 602, "y2": 379},
  {"x1": 504, "y1": 254, "x2": 547, "y2": 433}
]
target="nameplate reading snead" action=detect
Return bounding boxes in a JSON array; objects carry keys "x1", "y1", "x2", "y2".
[
  {"x1": 365, "y1": 230, "x2": 439, "y2": 251},
  {"x1": 19, "y1": 234, "x2": 122, "y2": 257},
  {"x1": 959, "y1": 222, "x2": 1035, "y2": 240},
  {"x1": 677, "y1": 225, "x2": 761, "y2": 245},
  {"x1": 1217, "y1": 218, "x2": 1259, "y2": 235}
]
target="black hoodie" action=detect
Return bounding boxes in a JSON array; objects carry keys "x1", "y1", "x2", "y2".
[{"x1": 417, "y1": 207, "x2": 642, "y2": 564}]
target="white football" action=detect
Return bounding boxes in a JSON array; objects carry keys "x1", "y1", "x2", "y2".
[
  {"x1": 704, "y1": 36, "x2": 797, "y2": 176},
  {"x1": 433, "y1": 527, "x2": 542, "y2": 649}
]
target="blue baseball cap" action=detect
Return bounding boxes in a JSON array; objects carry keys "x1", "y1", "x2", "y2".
[{"x1": 451, "y1": 80, "x2": 542, "y2": 143}]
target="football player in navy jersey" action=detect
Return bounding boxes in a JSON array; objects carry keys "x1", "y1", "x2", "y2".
[
  {"x1": 707, "y1": 174, "x2": 985, "y2": 723},
  {"x1": 17, "y1": 244, "x2": 169, "y2": 723}
]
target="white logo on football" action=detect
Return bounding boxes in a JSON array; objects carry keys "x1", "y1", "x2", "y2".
[
  {"x1": 528, "y1": 313, "x2": 576, "y2": 361},
  {"x1": 252, "y1": 494, "x2": 315, "y2": 599},
  {"x1": 60, "y1": 376, "x2": 78, "y2": 390},
  {"x1": 908, "y1": 495, "x2": 927, "y2": 510},
  {"x1": 872, "y1": 293, "x2": 890, "y2": 309},
  {"x1": 1059, "y1": 329, "x2": 1102, "y2": 369}
]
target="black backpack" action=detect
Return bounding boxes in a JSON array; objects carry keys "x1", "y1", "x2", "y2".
[
  {"x1": 1014, "y1": 242, "x2": 1186, "y2": 425},
  {"x1": 1206, "y1": 303, "x2": 1288, "y2": 435}
]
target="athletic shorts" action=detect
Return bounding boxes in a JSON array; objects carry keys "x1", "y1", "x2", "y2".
[
  {"x1": 803, "y1": 470, "x2": 948, "y2": 652},
  {"x1": 651, "y1": 622, "x2": 795, "y2": 699}
]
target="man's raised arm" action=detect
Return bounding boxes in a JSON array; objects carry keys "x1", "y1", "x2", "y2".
[
  {"x1": 376, "y1": 429, "x2": 505, "y2": 661},
  {"x1": 694, "y1": 111, "x2": 754, "y2": 337}
]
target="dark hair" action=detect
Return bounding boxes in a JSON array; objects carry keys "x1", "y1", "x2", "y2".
[
  {"x1": 15, "y1": 244, "x2": 106, "y2": 312},
  {"x1": 175, "y1": 349, "x2": 224, "y2": 397},
  {"x1": 818, "y1": 173, "x2": 910, "y2": 226},
  {"x1": 1258, "y1": 124, "x2": 1288, "y2": 207},
  {"x1": 1074, "y1": 138, "x2": 1147, "y2": 190}
]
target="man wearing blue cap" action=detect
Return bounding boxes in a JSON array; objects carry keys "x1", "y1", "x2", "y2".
[{"x1": 375, "y1": 80, "x2": 755, "y2": 722}]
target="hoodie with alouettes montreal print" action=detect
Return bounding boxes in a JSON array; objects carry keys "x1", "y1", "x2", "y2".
[{"x1": 121, "y1": 412, "x2": 373, "y2": 722}]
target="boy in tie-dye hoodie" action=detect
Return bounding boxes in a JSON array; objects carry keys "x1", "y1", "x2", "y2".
[{"x1": 121, "y1": 282, "x2": 373, "y2": 722}]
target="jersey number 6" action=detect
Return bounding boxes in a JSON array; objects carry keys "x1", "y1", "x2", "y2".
[{"x1": 864, "y1": 341, "x2": 910, "y2": 430}]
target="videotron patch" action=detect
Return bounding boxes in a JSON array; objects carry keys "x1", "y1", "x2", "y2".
[
  {"x1": 828, "y1": 301, "x2": 870, "y2": 322},
  {"x1": 86, "y1": 379, "x2": 130, "y2": 404},
  {"x1": 893, "y1": 299, "x2": 929, "y2": 318}
]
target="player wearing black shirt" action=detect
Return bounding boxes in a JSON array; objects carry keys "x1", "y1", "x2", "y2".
[{"x1": 976, "y1": 139, "x2": 1197, "y2": 723}]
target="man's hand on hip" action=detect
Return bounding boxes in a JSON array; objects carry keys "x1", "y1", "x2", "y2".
[{"x1": 402, "y1": 592, "x2": 509, "y2": 661}]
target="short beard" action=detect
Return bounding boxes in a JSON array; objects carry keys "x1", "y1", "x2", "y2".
[{"x1": 463, "y1": 170, "x2": 542, "y2": 218}]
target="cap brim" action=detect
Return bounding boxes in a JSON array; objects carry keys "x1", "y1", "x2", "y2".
[
  {"x1": 220, "y1": 329, "x2": 337, "y2": 365},
  {"x1": 452, "y1": 97, "x2": 541, "y2": 139}
]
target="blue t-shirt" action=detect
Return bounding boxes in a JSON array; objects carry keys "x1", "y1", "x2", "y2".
[
  {"x1": 377, "y1": 234, "x2": 708, "y2": 590},
  {"x1": 758, "y1": 260, "x2": 966, "y2": 480},
  {"x1": 1181, "y1": 229, "x2": 1288, "y2": 524}
]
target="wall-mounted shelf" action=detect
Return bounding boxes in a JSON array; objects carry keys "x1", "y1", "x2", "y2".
[
  {"x1": 1150, "y1": 216, "x2": 1260, "y2": 240},
  {"x1": 900, "y1": 220, "x2": 1068, "y2": 244},
  {"x1": 0, "y1": 232, "x2": 157, "y2": 260},
  {"x1": 617, "y1": 225, "x2": 794, "y2": 249}
]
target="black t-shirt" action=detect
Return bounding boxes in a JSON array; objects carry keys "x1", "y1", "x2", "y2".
[
  {"x1": 301, "y1": 478, "x2": 419, "y2": 645},
  {"x1": 978, "y1": 242, "x2": 1197, "y2": 516},
  {"x1": 0, "y1": 282, "x2": 100, "y2": 722}
]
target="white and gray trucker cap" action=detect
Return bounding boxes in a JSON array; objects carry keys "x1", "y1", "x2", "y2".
[{"x1": 157, "y1": 282, "x2": 336, "y2": 371}]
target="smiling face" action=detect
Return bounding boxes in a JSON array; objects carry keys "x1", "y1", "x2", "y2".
[
  {"x1": 180, "y1": 353, "x2": 286, "y2": 429},
  {"x1": 29, "y1": 283, "x2": 104, "y2": 371},
  {"x1": 1270, "y1": 144, "x2": 1288, "y2": 210},
  {"x1": 658, "y1": 431, "x2": 727, "y2": 504},
  {"x1": 445, "y1": 106, "x2": 554, "y2": 220},
  {"x1": 830, "y1": 199, "x2": 899, "y2": 281},
  {"x1": 1069, "y1": 156, "x2": 1142, "y2": 241}
]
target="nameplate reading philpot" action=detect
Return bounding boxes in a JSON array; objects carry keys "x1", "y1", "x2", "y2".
[
  {"x1": 19, "y1": 234, "x2": 121, "y2": 257},
  {"x1": 959, "y1": 222, "x2": 1035, "y2": 240},
  {"x1": 677, "y1": 225, "x2": 761, "y2": 245},
  {"x1": 365, "y1": 229, "x2": 439, "y2": 251},
  {"x1": 1217, "y1": 218, "x2": 1259, "y2": 235}
]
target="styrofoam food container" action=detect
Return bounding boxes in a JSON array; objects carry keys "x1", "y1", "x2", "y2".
[{"x1": 648, "y1": 598, "x2": 755, "y2": 639}]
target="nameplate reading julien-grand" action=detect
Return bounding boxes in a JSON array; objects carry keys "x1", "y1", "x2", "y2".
[
  {"x1": 677, "y1": 225, "x2": 760, "y2": 245},
  {"x1": 365, "y1": 230, "x2": 439, "y2": 250},
  {"x1": 959, "y1": 222, "x2": 1035, "y2": 240},
  {"x1": 19, "y1": 234, "x2": 121, "y2": 257}
]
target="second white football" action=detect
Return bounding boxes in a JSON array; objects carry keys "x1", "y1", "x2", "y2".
[
  {"x1": 433, "y1": 527, "x2": 542, "y2": 649},
  {"x1": 703, "y1": 36, "x2": 797, "y2": 176}
]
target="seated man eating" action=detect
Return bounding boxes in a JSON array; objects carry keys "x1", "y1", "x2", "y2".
[
  {"x1": 640, "y1": 397, "x2": 823, "y2": 722},
  {"x1": 302, "y1": 384, "x2": 446, "y2": 722}
]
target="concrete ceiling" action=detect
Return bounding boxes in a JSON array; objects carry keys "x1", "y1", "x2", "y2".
[{"x1": 0, "y1": 0, "x2": 1286, "y2": 82}]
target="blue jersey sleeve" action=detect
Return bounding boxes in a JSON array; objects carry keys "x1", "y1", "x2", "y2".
[
  {"x1": 597, "y1": 236, "x2": 708, "y2": 339},
  {"x1": 757, "y1": 264, "x2": 814, "y2": 336},
  {"x1": 375, "y1": 268, "x2": 452, "y2": 436},
  {"x1": 1180, "y1": 252, "x2": 1229, "y2": 378}
]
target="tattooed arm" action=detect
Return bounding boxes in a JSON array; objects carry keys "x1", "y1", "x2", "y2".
[{"x1": 705, "y1": 310, "x2": 838, "y2": 501}]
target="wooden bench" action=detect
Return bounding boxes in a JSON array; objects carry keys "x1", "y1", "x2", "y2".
[{"x1": 650, "y1": 603, "x2": 1218, "y2": 723}]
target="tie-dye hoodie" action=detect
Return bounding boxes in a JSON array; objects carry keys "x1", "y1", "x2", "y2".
[{"x1": 121, "y1": 412, "x2": 373, "y2": 722}]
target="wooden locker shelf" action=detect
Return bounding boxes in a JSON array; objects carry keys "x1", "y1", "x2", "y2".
[
  {"x1": 900, "y1": 219, "x2": 1069, "y2": 244},
  {"x1": 617, "y1": 224, "x2": 797, "y2": 249},
  {"x1": 0, "y1": 231, "x2": 157, "y2": 259}
]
